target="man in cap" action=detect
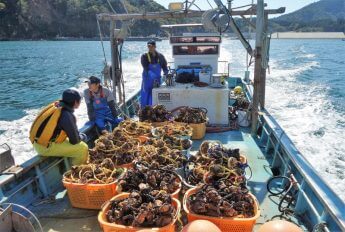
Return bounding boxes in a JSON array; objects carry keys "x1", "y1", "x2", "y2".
[
  {"x1": 83, "y1": 76, "x2": 122, "y2": 133},
  {"x1": 140, "y1": 39, "x2": 168, "y2": 107},
  {"x1": 30, "y1": 88, "x2": 88, "y2": 165}
]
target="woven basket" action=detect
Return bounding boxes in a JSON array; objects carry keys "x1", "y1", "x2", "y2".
[
  {"x1": 189, "y1": 122, "x2": 206, "y2": 140},
  {"x1": 183, "y1": 187, "x2": 260, "y2": 232},
  {"x1": 62, "y1": 169, "x2": 126, "y2": 209},
  {"x1": 98, "y1": 193, "x2": 180, "y2": 232}
]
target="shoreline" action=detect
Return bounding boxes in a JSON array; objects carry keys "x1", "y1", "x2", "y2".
[
  {"x1": 271, "y1": 32, "x2": 345, "y2": 39},
  {"x1": 1, "y1": 32, "x2": 344, "y2": 41}
]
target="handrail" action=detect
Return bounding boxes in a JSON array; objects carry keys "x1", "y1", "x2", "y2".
[
  {"x1": 260, "y1": 111, "x2": 345, "y2": 230},
  {"x1": 243, "y1": 83, "x2": 345, "y2": 230}
]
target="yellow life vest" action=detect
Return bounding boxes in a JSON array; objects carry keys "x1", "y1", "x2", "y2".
[
  {"x1": 146, "y1": 53, "x2": 160, "y2": 64},
  {"x1": 29, "y1": 101, "x2": 67, "y2": 147}
]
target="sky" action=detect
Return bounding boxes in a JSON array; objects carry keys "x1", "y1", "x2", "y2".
[{"x1": 153, "y1": 0, "x2": 318, "y2": 16}]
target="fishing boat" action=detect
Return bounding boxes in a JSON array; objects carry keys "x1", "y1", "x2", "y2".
[{"x1": 1, "y1": 1, "x2": 344, "y2": 231}]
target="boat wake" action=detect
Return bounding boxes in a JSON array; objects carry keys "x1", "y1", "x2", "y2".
[{"x1": 266, "y1": 54, "x2": 345, "y2": 201}]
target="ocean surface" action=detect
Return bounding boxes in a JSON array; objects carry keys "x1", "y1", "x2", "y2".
[{"x1": 0, "y1": 39, "x2": 344, "y2": 201}]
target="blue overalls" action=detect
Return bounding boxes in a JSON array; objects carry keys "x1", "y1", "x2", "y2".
[
  {"x1": 140, "y1": 53, "x2": 162, "y2": 107},
  {"x1": 91, "y1": 88, "x2": 120, "y2": 131}
]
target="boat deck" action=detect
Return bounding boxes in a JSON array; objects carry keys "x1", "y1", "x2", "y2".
[{"x1": 30, "y1": 128, "x2": 305, "y2": 232}]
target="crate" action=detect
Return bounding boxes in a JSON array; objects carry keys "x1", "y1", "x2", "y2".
[
  {"x1": 189, "y1": 122, "x2": 206, "y2": 140},
  {"x1": 183, "y1": 188, "x2": 260, "y2": 232},
  {"x1": 98, "y1": 193, "x2": 180, "y2": 232},
  {"x1": 63, "y1": 169, "x2": 126, "y2": 209}
]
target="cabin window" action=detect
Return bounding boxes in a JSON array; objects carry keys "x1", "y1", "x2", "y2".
[
  {"x1": 173, "y1": 45, "x2": 218, "y2": 55},
  {"x1": 195, "y1": 37, "x2": 221, "y2": 43},
  {"x1": 170, "y1": 36, "x2": 221, "y2": 43},
  {"x1": 170, "y1": 37, "x2": 194, "y2": 43}
]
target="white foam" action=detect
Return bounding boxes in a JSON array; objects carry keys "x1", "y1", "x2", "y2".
[{"x1": 265, "y1": 58, "x2": 345, "y2": 201}]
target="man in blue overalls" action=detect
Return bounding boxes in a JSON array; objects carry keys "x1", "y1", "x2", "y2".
[
  {"x1": 140, "y1": 40, "x2": 169, "y2": 107},
  {"x1": 84, "y1": 76, "x2": 122, "y2": 133}
]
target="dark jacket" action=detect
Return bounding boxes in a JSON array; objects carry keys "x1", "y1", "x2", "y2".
[
  {"x1": 141, "y1": 51, "x2": 168, "y2": 74},
  {"x1": 55, "y1": 105, "x2": 81, "y2": 145}
]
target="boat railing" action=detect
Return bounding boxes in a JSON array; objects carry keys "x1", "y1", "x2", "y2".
[{"x1": 249, "y1": 84, "x2": 345, "y2": 231}]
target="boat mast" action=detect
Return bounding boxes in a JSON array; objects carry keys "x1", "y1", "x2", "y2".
[{"x1": 251, "y1": 0, "x2": 268, "y2": 135}]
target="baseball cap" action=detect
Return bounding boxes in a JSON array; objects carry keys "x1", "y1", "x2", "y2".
[
  {"x1": 147, "y1": 39, "x2": 156, "y2": 46},
  {"x1": 86, "y1": 76, "x2": 101, "y2": 84}
]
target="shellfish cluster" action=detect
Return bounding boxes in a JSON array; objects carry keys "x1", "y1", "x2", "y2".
[
  {"x1": 186, "y1": 141, "x2": 245, "y2": 186},
  {"x1": 144, "y1": 135, "x2": 192, "y2": 151},
  {"x1": 88, "y1": 128, "x2": 140, "y2": 166},
  {"x1": 106, "y1": 191, "x2": 176, "y2": 227},
  {"x1": 118, "y1": 120, "x2": 152, "y2": 136},
  {"x1": 63, "y1": 160, "x2": 124, "y2": 184},
  {"x1": 175, "y1": 107, "x2": 207, "y2": 124},
  {"x1": 118, "y1": 165, "x2": 181, "y2": 194},
  {"x1": 188, "y1": 181, "x2": 255, "y2": 218},
  {"x1": 153, "y1": 123, "x2": 193, "y2": 138},
  {"x1": 137, "y1": 145, "x2": 187, "y2": 169},
  {"x1": 139, "y1": 105, "x2": 172, "y2": 122}
]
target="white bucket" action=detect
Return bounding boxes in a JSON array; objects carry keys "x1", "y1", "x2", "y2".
[{"x1": 237, "y1": 110, "x2": 250, "y2": 127}]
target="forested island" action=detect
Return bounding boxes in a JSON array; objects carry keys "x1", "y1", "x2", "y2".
[{"x1": 0, "y1": 0, "x2": 343, "y2": 40}]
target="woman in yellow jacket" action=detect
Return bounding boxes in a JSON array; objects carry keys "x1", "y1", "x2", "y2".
[{"x1": 30, "y1": 89, "x2": 88, "y2": 165}]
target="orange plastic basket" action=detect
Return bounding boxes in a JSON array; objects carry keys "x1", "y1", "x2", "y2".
[
  {"x1": 189, "y1": 122, "x2": 206, "y2": 140},
  {"x1": 183, "y1": 188, "x2": 260, "y2": 232},
  {"x1": 62, "y1": 169, "x2": 126, "y2": 210},
  {"x1": 98, "y1": 193, "x2": 181, "y2": 232}
]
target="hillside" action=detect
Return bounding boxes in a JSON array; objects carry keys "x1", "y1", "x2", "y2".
[
  {"x1": 270, "y1": 0, "x2": 345, "y2": 32},
  {"x1": 0, "y1": 0, "x2": 168, "y2": 40},
  {"x1": 0, "y1": 0, "x2": 344, "y2": 40}
]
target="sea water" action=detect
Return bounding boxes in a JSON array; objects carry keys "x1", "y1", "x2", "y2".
[{"x1": 0, "y1": 39, "x2": 344, "y2": 201}]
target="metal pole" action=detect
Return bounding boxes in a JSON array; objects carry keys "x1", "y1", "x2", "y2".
[
  {"x1": 110, "y1": 21, "x2": 117, "y2": 101},
  {"x1": 97, "y1": 8, "x2": 285, "y2": 21},
  {"x1": 251, "y1": 0, "x2": 264, "y2": 135},
  {"x1": 228, "y1": 0, "x2": 233, "y2": 10},
  {"x1": 259, "y1": 13, "x2": 268, "y2": 108}
]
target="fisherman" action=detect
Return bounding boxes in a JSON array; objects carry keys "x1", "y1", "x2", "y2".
[
  {"x1": 84, "y1": 76, "x2": 122, "y2": 133},
  {"x1": 140, "y1": 39, "x2": 169, "y2": 107},
  {"x1": 30, "y1": 88, "x2": 88, "y2": 165}
]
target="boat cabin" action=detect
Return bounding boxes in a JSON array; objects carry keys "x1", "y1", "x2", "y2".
[
  {"x1": 153, "y1": 25, "x2": 228, "y2": 126},
  {"x1": 170, "y1": 33, "x2": 221, "y2": 73}
]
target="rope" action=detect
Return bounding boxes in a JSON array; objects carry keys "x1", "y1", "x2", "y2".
[
  {"x1": 206, "y1": 0, "x2": 214, "y2": 9},
  {"x1": 120, "y1": 0, "x2": 128, "y2": 13},
  {"x1": 246, "y1": 0, "x2": 254, "y2": 71},
  {"x1": 106, "y1": 0, "x2": 117, "y2": 14},
  {"x1": 97, "y1": 19, "x2": 107, "y2": 65}
]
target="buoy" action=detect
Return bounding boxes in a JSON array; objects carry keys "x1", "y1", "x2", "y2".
[
  {"x1": 182, "y1": 220, "x2": 221, "y2": 232},
  {"x1": 258, "y1": 220, "x2": 303, "y2": 232}
]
